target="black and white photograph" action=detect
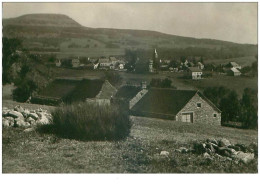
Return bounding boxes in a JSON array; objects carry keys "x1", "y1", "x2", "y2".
[{"x1": 1, "y1": 1, "x2": 258, "y2": 180}]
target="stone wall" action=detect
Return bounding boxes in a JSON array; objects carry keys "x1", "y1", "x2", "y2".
[{"x1": 176, "y1": 93, "x2": 221, "y2": 125}]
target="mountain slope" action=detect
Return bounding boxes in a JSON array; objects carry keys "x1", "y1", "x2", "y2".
[
  {"x1": 2, "y1": 14, "x2": 257, "y2": 58},
  {"x1": 3, "y1": 14, "x2": 81, "y2": 27}
]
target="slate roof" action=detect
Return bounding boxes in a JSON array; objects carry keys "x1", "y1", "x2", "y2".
[
  {"x1": 131, "y1": 88, "x2": 221, "y2": 115},
  {"x1": 96, "y1": 80, "x2": 117, "y2": 99},
  {"x1": 131, "y1": 89, "x2": 198, "y2": 115}
]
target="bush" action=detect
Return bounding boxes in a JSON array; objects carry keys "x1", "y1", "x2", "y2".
[{"x1": 40, "y1": 102, "x2": 132, "y2": 141}]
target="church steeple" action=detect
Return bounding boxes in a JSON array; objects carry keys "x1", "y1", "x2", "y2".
[{"x1": 154, "y1": 48, "x2": 158, "y2": 59}]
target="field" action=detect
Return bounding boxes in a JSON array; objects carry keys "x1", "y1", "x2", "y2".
[
  {"x1": 205, "y1": 56, "x2": 257, "y2": 67},
  {"x1": 2, "y1": 116, "x2": 257, "y2": 173}
]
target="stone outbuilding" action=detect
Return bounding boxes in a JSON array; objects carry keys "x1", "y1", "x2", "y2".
[{"x1": 131, "y1": 88, "x2": 221, "y2": 125}]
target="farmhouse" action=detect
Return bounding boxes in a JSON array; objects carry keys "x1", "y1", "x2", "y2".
[
  {"x1": 187, "y1": 67, "x2": 203, "y2": 79},
  {"x1": 131, "y1": 88, "x2": 221, "y2": 125},
  {"x1": 31, "y1": 79, "x2": 116, "y2": 106},
  {"x1": 72, "y1": 58, "x2": 80, "y2": 68},
  {"x1": 98, "y1": 58, "x2": 111, "y2": 69},
  {"x1": 226, "y1": 62, "x2": 241, "y2": 70}
]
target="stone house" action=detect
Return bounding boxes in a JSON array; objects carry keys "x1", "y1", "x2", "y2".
[
  {"x1": 187, "y1": 67, "x2": 203, "y2": 79},
  {"x1": 98, "y1": 58, "x2": 111, "y2": 69},
  {"x1": 131, "y1": 88, "x2": 221, "y2": 125}
]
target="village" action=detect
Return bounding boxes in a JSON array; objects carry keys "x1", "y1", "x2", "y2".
[{"x1": 1, "y1": 3, "x2": 258, "y2": 176}]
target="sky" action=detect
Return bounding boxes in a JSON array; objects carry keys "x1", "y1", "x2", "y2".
[{"x1": 2, "y1": 2, "x2": 258, "y2": 44}]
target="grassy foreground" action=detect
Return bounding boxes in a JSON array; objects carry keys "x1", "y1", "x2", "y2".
[{"x1": 2, "y1": 116, "x2": 258, "y2": 173}]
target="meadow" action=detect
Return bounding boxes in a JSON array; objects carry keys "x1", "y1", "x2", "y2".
[{"x1": 2, "y1": 116, "x2": 257, "y2": 173}]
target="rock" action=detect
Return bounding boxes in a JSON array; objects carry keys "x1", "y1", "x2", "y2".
[
  {"x1": 28, "y1": 113, "x2": 39, "y2": 120},
  {"x1": 206, "y1": 143, "x2": 215, "y2": 153},
  {"x1": 26, "y1": 117, "x2": 35, "y2": 122},
  {"x1": 36, "y1": 114, "x2": 51, "y2": 125},
  {"x1": 207, "y1": 138, "x2": 218, "y2": 145},
  {"x1": 218, "y1": 147, "x2": 231, "y2": 157},
  {"x1": 5, "y1": 116, "x2": 14, "y2": 122},
  {"x1": 228, "y1": 145, "x2": 241, "y2": 151},
  {"x1": 2, "y1": 119, "x2": 10, "y2": 128},
  {"x1": 248, "y1": 142, "x2": 258, "y2": 156},
  {"x1": 3, "y1": 107, "x2": 9, "y2": 110},
  {"x1": 8, "y1": 111, "x2": 24, "y2": 119},
  {"x1": 233, "y1": 151, "x2": 254, "y2": 164},
  {"x1": 14, "y1": 105, "x2": 24, "y2": 113},
  {"x1": 234, "y1": 144, "x2": 247, "y2": 152},
  {"x1": 15, "y1": 119, "x2": 30, "y2": 127},
  {"x1": 179, "y1": 147, "x2": 189, "y2": 153},
  {"x1": 24, "y1": 127, "x2": 35, "y2": 132},
  {"x1": 160, "y1": 151, "x2": 169, "y2": 156},
  {"x1": 22, "y1": 109, "x2": 30, "y2": 117},
  {"x1": 219, "y1": 138, "x2": 231, "y2": 147},
  {"x1": 203, "y1": 152, "x2": 211, "y2": 158},
  {"x1": 2, "y1": 110, "x2": 9, "y2": 117}
]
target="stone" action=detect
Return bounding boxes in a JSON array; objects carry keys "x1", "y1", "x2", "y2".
[
  {"x1": 218, "y1": 147, "x2": 231, "y2": 157},
  {"x1": 160, "y1": 151, "x2": 169, "y2": 156},
  {"x1": 248, "y1": 142, "x2": 258, "y2": 155},
  {"x1": 193, "y1": 142, "x2": 207, "y2": 154},
  {"x1": 5, "y1": 116, "x2": 15, "y2": 122},
  {"x1": 26, "y1": 117, "x2": 35, "y2": 122},
  {"x1": 2, "y1": 110, "x2": 9, "y2": 117},
  {"x1": 203, "y1": 152, "x2": 211, "y2": 158},
  {"x1": 2, "y1": 119, "x2": 10, "y2": 128},
  {"x1": 24, "y1": 127, "x2": 35, "y2": 132},
  {"x1": 8, "y1": 111, "x2": 24, "y2": 119},
  {"x1": 22, "y1": 109, "x2": 30, "y2": 117},
  {"x1": 14, "y1": 105, "x2": 24, "y2": 113},
  {"x1": 219, "y1": 138, "x2": 231, "y2": 147},
  {"x1": 15, "y1": 119, "x2": 30, "y2": 127},
  {"x1": 28, "y1": 113, "x2": 39, "y2": 120},
  {"x1": 233, "y1": 151, "x2": 254, "y2": 164},
  {"x1": 36, "y1": 114, "x2": 51, "y2": 125},
  {"x1": 179, "y1": 147, "x2": 189, "y2": 153}
]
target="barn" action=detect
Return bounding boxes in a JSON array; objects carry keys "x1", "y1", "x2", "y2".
[{"x1": 131, "y1": 88, "x2": 221, "y2": 125}]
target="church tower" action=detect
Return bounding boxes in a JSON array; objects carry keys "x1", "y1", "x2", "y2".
[{"x1": 153, "y1": 48, "x2": 159, "y2": 70}]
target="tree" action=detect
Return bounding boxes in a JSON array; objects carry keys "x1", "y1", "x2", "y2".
[
  {"x1": 12, "y1": 80, "x2": 37, "y2": 102},
  {"x1": 220, "y1": 90, "x2": 240, "y2": 122},
  {"x1": 2, "y1": 37, "x2": 22, "y2": 84},
  {"x1": 240, "y1": 88, "x2": 257, "y2": 129}
]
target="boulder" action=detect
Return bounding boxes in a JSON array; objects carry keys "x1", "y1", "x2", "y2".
[
  {"x1": 179, "y1": 147, "x2": 189, "y2": 153},
  {"x1": 26, "y1": 117, "x2": 35, "y2": 123},
  {"x1": 14, "y1": 105, "x2": 24, "y2": 113},
  {"x1": 24, "y1": 127, "x2": 35, "y2": 132},
  {"x1": 36, "y1": 114, "x2": 51, "y2": 125},
  {"x1": 2, "y1": 119, "x2": 10, "y2": 128},
  {"x1": 233, "y1": 151, "x2": 254, "y2": 164},
  {"x1": 219, "y1": 138, "x2": 231, "y2": 147},
  {"x1": 5, "y1": 116, "x2": 14, "y2": 122},
  {"x1": 203, "y1": 152, "x2": 211, "y2": 158},
  {"x1": 160, "y1": 151, "x2": 169, "y2": 156},
  {"x1": 193, "y1": 142, "x2": 207, "y2": 154},
  {"x1": 8, "y1": 111, "x2": 24, "y2": 119},
  {"x1": 235, "y1": 144, "x2": 247, "y2": 152},
  {"x1": 22, "y1": 109, "x2": 30, "y2": 117},
  {"x1": 28, "y1": 113, "x2": 39, "y2": 120},
  {"x1": 15, "y1": 119, "x2": 30, "y2": 127}
]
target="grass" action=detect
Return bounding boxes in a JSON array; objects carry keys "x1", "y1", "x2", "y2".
[
  {"x1": 205, "y1": 56, "x2": 257, "y2": 67},
  {"x1": 2, "y1": 116, "x2": 257, "y2": 173}
]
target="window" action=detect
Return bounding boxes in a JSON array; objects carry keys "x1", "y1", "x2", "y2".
[
  {"x1": 197, "y1": 103, "x2": 201, "y2": 108},
  {"x1": 213, "y1": 114, "x2": 217, "y2": 118}
]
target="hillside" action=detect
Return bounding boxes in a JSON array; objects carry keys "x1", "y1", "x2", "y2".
[
  {"x1": 3, "y1": 14, "x2": 258, "y2": 58},
  {"x1": 3, "y1": 14, "x2": 81, "y2": 27}
]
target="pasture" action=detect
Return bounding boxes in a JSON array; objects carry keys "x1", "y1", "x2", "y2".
[
  {"x1": 205, "y1": 56, "x2": 256, "y2": 67},
  {"x1": 2, "y1": 116, "x2": 257, "y2": 173}
]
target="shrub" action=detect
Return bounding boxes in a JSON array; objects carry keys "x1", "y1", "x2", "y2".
[{"x1": 40, "y1": 102, "x2": 132, "y2": 141}]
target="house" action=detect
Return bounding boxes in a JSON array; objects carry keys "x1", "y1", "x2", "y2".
[
  {"x1": 109, "y1": 57, "x2": 118, "y2": 64},
  {"x1": 98, "y1": 58, "x2": 111, "y2": 69},
  {"x1": 197, "y1": 62, "x2": 204, "y2": 70},
  {"x1": 56, "y1": 60, "x2": 61, "y2": 67},
  {"x1": 187, "y1": 67, "x2": 203, "y2": 80},
  {"x1": 228, "y1": 67, "x2": 241, "y2": 76},
  {"x1": 72, "y1": 58, "x2": 80, "y2": 68},
  {"x1": 131, "y1": 88, "x2": 221, "y2": 125},
  {"x1": 226, "y1": 62, "x2": 241, "y2": 70}
]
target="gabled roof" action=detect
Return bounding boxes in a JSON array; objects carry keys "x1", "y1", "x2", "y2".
[
  {"x1": 230, "y1": 62, "x2": 240, "y2": 67},
  {"x1": 188, "y1": 67, "x2": 202, "y2": 72},
  {"x1": 99, "y1": 58, "x2": 110, "y2": 63},
  {"x1": 96, "y1": 80, "x2": 117, "y2": 99},
  {"x1": 131, "y1": 88, "x2": 221, "y2": 115},
  {"x1": 230, "y1": 67, "x2": 241, "y2": 73},
  {"x1": 132, "y1": 89, "x2": 198, "y2": 115},
  {"x1": 109, "y1": 57, "x2": 117, "y2": 61}
]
